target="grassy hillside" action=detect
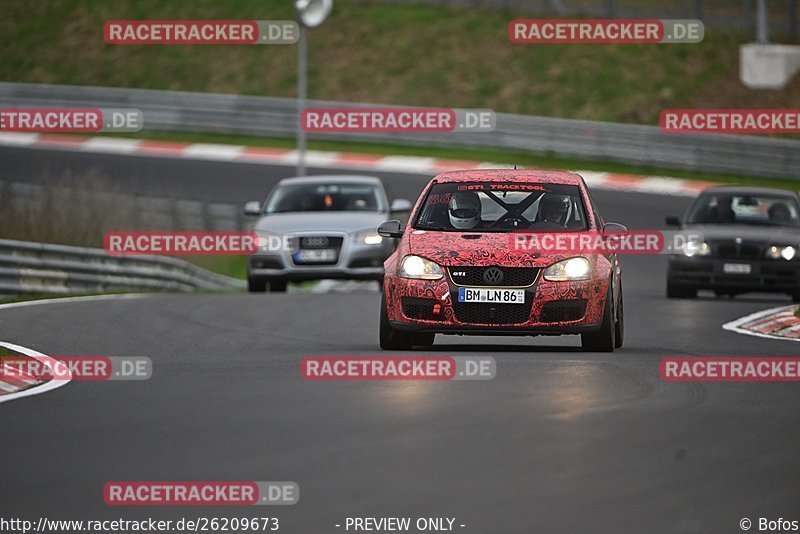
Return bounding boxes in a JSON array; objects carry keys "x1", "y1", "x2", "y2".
[{"x1": 3, "y1": 0, "x2": 799, "y2": 124}]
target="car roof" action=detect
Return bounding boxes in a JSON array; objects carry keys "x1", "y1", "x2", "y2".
[
  {"x1": 278, "y1": 175, "x2": 383, "y2": 186},
  {"x1": 432, "y1": 169, "x2": 585, "y2": 185},
  {"x1": 699, "y1": 185, "x2": 800, "y2": 198}
]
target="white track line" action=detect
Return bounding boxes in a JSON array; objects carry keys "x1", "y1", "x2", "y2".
[
  {"x1": 80, "y1": 137, "x2": 142, "y2": 154},
  {"x1": 0, "y1": 341, "x2": 70, "y2": 404},
  {"x1": 0, "y1": 294, "x2": 148, "y2": 403},
  {"x1": 0, "y1": 134, "x2": 708, "y2": 197},
  {"x1": 0, "y1": 132, "x2": 40, "y2": 146},
  {"x1": 182, "y1": 143, "x2": 244, "y2": 160},
  {"x1": 0, "y1": 293, "x2": 147, "y2": 312},
  {"x1": 722, "y1": 305, "x2": 800, "y2": 342}
]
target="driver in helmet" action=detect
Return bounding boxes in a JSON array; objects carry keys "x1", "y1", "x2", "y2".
[
  {"x1": 537, "y1": 194, "x2": 570, "y2": 227},
  {"x1": 448, "y1": 191, "x2": 483, "y2": 230}
]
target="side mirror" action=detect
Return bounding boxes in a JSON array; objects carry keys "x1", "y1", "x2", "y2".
[
  {"x1": 603, "y1": 222, "x2": 628, "y2": 233},
  {"x1": 378, "y1": 220, "x2": 404, "y2": 239},
  {"x1": 665, "y1": 215, "x2": 682, "y2": 227},
  {"x1": 390, "y1": 198, "x2": 413, "y2": 213},
  {"x1": 244, "y1": 201, "x2": 262, "y2": 216}
]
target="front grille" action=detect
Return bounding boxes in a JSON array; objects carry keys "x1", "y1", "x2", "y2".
[
  {"x1": 448, "y1": 267, "x2": 538, "y2": 287},
  {"x1": 714, "y1": 241, "x2": 762, "y2": 259},
  {"x1": 452, "y1": 301, "x2": 533, "y2": 325},
  {"x1": 298, "y1": 236, "x2": 344, "y2": 249},
  {"x1": 402, "y1": 298, "x2": 438, "y2": 320},
  {"x1": 292, "y1": 235, "x2": 344, "y2": 266},
  {"x1": 539, "y1": 299, "x2": 587, "y2": 323}
]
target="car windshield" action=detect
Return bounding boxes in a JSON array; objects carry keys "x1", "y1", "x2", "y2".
[
  {"x1": 414, "y1": 182, "x2": 589, "y2": 232},
  {"x1": 266, "y1": 182, "x2": 385, "y2": 213},
  {"x1": 687, "y1": 193, "x2": 800, "y2": 227}
]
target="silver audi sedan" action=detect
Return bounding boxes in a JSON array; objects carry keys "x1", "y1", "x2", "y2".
[{"x1": 244, "y1": 175, "x2": 411, "y2": 292}]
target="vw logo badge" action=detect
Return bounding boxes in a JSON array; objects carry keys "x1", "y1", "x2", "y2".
[{"x1": 483, "y1": 267, "x2": 504, "y2": 284}]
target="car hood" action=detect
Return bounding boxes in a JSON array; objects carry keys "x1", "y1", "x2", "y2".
[
  {"x1": 406, "y1": 230, "x2": 578, "y2": 267},
  {"x1": 686, "y1": 224, "x2": 800, "y2": 244},
  {"x1": 254, "y1": 212, "x2": 387, "y2": 234}
]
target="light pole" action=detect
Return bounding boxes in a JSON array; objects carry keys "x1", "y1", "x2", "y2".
[
  {"x1": 295, "y1": 0, "x2": 332, "y2": 177},
  {"x1": 756, "y1": 0, "x2": 769, "y2": 44}
]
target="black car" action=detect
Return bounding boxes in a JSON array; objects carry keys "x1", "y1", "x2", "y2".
[{"x1": 666, "y1": 186, "x2": 800, "y2": 301}]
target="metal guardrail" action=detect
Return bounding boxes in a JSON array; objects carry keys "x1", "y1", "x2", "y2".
[
  {"x1": 0, "y1": 239, "x2": 244, "y2": 295},
  {"x1": 1, "y1": 82, "x2": 799, "y2": 180}
]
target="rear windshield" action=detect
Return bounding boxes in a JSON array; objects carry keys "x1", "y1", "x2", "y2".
[{"x1": 414, "y1": 182, "x2": 589, "y2": 232}]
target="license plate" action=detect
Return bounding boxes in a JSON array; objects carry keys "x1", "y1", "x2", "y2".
[
  {"x1": 458, "y1": 287, "x2": 525, "y2": 304},
  {"x1": 723, "y1": 263, "x2": 752, "y2": 275},
  {"x1": 294, "y1": 249, "x2": 337, "y2": 263}
]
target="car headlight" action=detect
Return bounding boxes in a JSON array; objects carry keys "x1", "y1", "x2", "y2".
[
  {"x1": 766, "y1": 245, "x2": 796, "y2": 260},
  {"x1": 356, "y1": 231, "x2": 383, "y2": 245},
  {"x1": 683, "y1": 240, "x2": 710, "y2": 257},
  {"x1": 398, "y1": 255, "x2": 443, "y2": 280},
  {"x1": 543, "y1": 257, "x2": 592, "y2": 281},
  {"x1": 255, "y1": 231, "x2": 284, "y2": 250}
]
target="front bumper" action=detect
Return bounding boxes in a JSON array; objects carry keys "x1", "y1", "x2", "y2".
[
  {"x1": 668, "y1": 256, "x2": 800, "y2": 293},
  {"x1": 384, "y1": 270, "x2": 609, "y2": 335},
  {"x1": 248, "y1": 233, "x2": 392, "y2": 282}
]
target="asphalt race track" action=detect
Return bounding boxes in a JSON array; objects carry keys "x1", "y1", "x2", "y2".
[{"x1": 2, "y1": 146, "x2": 800, "y2": 534}]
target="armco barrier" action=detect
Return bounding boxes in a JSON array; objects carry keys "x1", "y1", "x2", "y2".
[
  {"x1": 1, "y1": 82, "x2": 799, "y2": 180},
  {"x1": 0, "y1": 239, "x2": 244, "y2": 295}
]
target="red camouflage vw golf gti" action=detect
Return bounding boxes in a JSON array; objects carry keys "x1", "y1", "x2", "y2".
[{"x1": 377, "y1": 170, "x2": 625, "y2": 352}]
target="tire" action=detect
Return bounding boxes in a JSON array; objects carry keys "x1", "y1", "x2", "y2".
[
  {"x1": 247, "y1": 277, "x2": 267, "y2": 293},
  {"x1": 269, "y1": 280, "x2": 287, "y2": 293},
  {"x1": 582, "y1": 284, "x2": 616, "y2": 352},
  {"x1": 379, "y1": 293, "x2": 415, "y2": 350},
  {"x1": 614, "y1": 286, "x2": 624, "y2": 349},
  {"x1": 667, "y1": 279, "x2": 697, "y2": 299}
]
